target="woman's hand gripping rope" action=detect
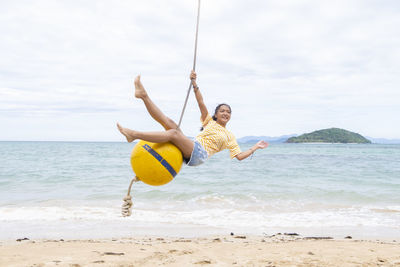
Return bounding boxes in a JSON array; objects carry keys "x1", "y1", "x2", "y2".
[{"x1": 190, "y1": 70, "x2": 199, "y2": 91}]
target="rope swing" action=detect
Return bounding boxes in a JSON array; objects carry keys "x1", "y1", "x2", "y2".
[
  {"x1": 122, "y1": 0, "x2": 202, "y2": 217},
  {"x1": 177, "y1": 0, "x2": 201, "y2": 128}
]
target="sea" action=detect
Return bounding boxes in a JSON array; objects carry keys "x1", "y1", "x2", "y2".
[{"x1": 0, "y1": 141, "x2": 399, "y2": 240}]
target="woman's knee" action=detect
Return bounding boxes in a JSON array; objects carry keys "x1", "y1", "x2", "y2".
[
  {"x1": 166, "y1": 129, "x2": 180, "y2": 140},
  {"x1": 168, "y1": 129, "x2": 188, "y2": 143},
  {"x1": 166, "y1": 129, "x2": 193, "y2": 157},
  {"x1": 164, "y1": 117, "x2": 178, "y2": 130}
]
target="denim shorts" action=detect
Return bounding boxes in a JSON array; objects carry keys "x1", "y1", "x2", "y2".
[{"x1": 185, "y1": 141, "x2": 208, "y2": 166}]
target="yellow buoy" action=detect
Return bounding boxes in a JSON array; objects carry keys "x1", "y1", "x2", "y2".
[{"x1": 130, "y1": 140, "x2": 183, "y2": 186}]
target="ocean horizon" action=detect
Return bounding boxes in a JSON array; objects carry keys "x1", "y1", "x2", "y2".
[{"x1": 0, "y1": 141, "x2": 399, "y2": 240}]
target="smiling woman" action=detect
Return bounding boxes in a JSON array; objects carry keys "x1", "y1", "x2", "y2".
[{"x1": 117, "y1": 71, "x2": 268, "y2": 167}]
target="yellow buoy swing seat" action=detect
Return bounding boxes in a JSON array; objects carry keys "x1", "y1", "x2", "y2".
[
  {"x1": 121, "y1": 141, "x2": 183, "y2": 216},
  {"x1": 121, "y1": 0, "x2": 202, "y2": 217},
  {"x1": 131, "y1": 141, "x2": 183, "y2": 186}
]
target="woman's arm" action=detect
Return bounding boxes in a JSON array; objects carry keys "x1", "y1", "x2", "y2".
[
  {"x1": 235, "y1": 141, "x2": 269, "y2": 161},
  {"x1": 190, "y1": 70, "x2": 208, "y2": 121}
]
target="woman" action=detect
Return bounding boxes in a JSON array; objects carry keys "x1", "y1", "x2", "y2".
[{"x1": 117, "y1": 71, "x2": 268, "y2": 166}]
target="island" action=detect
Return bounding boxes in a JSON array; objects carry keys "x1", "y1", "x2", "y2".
[{"x1": 286, "y1": 128, "x2": 371, "y2": 144}]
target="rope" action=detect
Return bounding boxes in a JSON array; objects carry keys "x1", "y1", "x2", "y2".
[
  {"x1": 121, "y1": 176, "x2": 140, "y2": 217},
  {"x1": 177, "y1": 0, "x2": 201, "y2": 128},
  {"x1": 122, "y1": 1, "x2": 201, "y2": 217}
]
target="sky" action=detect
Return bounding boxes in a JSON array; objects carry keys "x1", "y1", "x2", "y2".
[{"x1": 1, "y1": 0, "x2": 399, "y2": 141}]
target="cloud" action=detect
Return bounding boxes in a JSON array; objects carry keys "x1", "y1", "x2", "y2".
[{"x1": 0, "y1": 0, "x2": 399, "y2": 140}]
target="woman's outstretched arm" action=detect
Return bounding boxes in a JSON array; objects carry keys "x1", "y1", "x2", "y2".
[
  {"x1": 235, "y1": 141, "x2": 269, "y2": 161},
  {"x1": 190, "y1": 70, "x2": 208, "y2": 121}
]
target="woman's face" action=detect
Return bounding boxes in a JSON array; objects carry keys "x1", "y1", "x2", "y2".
[{"x1": 215, "y1": 105, "x2": 231, "y2": 126}]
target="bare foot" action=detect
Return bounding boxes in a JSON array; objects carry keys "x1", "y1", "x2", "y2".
[
  {"x1": 117, "y1": 123, "x2": 135, "y2": 143},
  {"x1": 134, "y1": 75, "x2": 148, "y2": 99}
]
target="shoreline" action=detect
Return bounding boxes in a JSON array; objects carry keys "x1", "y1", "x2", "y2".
[
  {"x1": 1, "y1": 234, "x2": 399, "y2": 266},
  {"x1": 2, "y1": 232, "x2": 399, "y2": 245},
  {"x1": 2, "y1": 220, "x2": 399, "y2": 242}
]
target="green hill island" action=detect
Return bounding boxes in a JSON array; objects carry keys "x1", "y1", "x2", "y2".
[{"x1": 286, "y1": 128, "x2": 371, "y2": 143}]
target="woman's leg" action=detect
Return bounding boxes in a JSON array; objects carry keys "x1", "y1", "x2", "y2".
[
  {"x1": 134, "y1": 75, "x2": 179, "y2": 130},
  {"x1": 117, "y1": 124, "x2": 194, "y2": 158},
  {"x1": 119, "y1": 76, "x2": 193, "y2": 156}
]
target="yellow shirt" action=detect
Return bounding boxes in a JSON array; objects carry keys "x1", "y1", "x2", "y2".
[{"x1": 195, "y1": 114, "x2": 241, "y2": 159}]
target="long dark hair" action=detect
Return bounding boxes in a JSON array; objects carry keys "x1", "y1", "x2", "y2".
[{"x1": 200, "y1": 103, "x2": 231, "y2": 131}]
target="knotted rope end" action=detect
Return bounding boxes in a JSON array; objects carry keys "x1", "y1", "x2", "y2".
[{"x1": 121, "y1": 176, "x2": 140, "y2": 217}]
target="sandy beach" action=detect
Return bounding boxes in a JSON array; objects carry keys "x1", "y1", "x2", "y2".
[{"x1": 1, "y1": 234, "x2": 399, "y2": 267}]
